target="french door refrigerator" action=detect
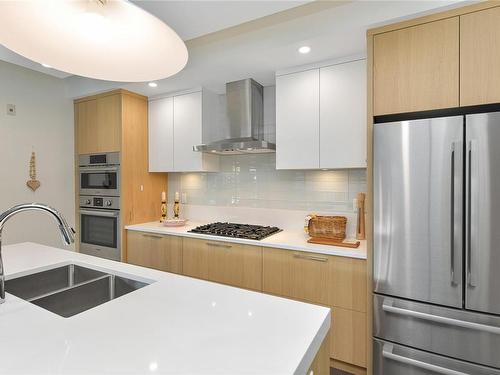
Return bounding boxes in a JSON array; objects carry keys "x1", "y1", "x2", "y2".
[{"x1": 374, "y1": 112, "x2": 500, "y2": 375}]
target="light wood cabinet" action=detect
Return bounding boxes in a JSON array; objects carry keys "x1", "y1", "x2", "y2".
[
  {"x1": 262, "y1": 247, "x2": 366, "y2": 312},
  {"x1": 183, "y1": 238, "x2": 262, "y2": 291},
  {"x1": 127, "y1": 231, "x2": 182, "y2": 273},
  {"x1": 262, "y1": 247, "x2": 367, "y2": 368},
  {"x1": 75, "y1": 94, "x2": 121, "y2": 154},
  {"x1": 460, "y1": 7, "x2": 500, "y2": 106},
  {"x1": 373, "y1": 17, "x2": 460, "y2": 115},
  {"x1": 331, "y1": 307, "x2": 367, "y2": 368},
  {"x1": 148, "y1": 89, "x2": 219, "y2": 172},
  {"x1": 75, "y1": 90, "x2": 167, "y2": 260}
]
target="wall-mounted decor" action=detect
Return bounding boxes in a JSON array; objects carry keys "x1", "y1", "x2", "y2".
[{"x1": 26, "y1": 151, "x2": 40, "y2": 191}]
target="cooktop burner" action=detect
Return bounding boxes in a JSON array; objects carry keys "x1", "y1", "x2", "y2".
[{"x1": 189, "y1": 222, "x2": 281, "y2": 241}]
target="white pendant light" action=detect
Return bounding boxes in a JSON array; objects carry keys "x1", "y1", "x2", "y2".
[{"x1": 0, "y1": 0, "x2": 188, "y2": 82}]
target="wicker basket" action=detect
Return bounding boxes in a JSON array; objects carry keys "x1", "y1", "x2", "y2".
[{"x1": 307, "y1": 215, "x2": 347, "y2": 242}]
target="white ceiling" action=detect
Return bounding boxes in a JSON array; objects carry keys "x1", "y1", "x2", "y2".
[
  {"x1": 0, "y1": 0, "x2": 472, "y2": 98},
  {"x1": 130, "y1": 1, "x2": 311, "y2": 40}
]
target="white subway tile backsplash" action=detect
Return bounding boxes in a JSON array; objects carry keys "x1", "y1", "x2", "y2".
[{"x1": 168, "y1": 154, "x2": 366, "y2": 213}]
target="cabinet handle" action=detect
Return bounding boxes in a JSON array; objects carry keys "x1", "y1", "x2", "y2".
[
  {"x1": 206, "y1": 242, "x2": 232, "y2": 249},
  {"x1": 293, "y1": 253, "x2": 328, "y2": 262},
  {"x1": 142, "y1": 234, "x2": 163, "y2": 239}
]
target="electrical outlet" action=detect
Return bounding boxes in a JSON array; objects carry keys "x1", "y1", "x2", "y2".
[
  {"x1": 181, "y1": 193, "x2": 187, "y2": 204},
  {"x1": 6, "y1": 104, "x2": 16, "y2": 116}
]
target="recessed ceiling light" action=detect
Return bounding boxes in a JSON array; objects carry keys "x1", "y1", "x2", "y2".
[
  {"x1": 0, "y1": 0, "x2": 188, "y2": 82},
  {"x1": 148, "y1": 82, "x2": 158, "y2": 88},
  {"x1": 298, "y1": 46, "x2": 311, "y2": 54},
  {"x1": 41, "y1": 63, "x2": 52, "y2": 68}
]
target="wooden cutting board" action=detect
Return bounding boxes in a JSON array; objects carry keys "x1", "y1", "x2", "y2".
[{"x1": 307, "y1": 237, "x2": 361, "y2": 248}]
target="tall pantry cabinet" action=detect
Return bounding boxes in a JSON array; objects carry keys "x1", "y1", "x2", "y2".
[{"x1": 74, "y1": 89, "x2": 167, "y2": 260}]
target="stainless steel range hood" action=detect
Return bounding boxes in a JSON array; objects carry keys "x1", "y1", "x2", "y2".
[{"x1": 194, "y1": 79, "x2": 275, "y2": 155}]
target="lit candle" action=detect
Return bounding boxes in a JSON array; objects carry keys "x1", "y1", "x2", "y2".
[
  {"x1": 175, "y1": 191, "x2": 180, "y2": 201},
  {"x1": 161, "y1": 191, "x2": 166, "y2": 202}
]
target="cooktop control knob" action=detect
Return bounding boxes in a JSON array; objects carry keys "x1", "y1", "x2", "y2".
[
  {"x1": 105, "y1": 200, "x2": 112, "y2": 207},
  {"x1": 85, "y1": 199, "x2": 91, "y2": 205}
]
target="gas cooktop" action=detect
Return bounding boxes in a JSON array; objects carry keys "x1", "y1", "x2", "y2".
[{"x1": 189, "y1": 222, "x2": 281, "y2": 241}]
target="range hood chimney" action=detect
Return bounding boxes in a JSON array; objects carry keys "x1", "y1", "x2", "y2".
[{"x1": 194, "y1": 79, "x2": 275, "y2": 155}]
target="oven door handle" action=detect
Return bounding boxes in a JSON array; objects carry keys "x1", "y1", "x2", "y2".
[
  {"x1": 79, "y1": 166, "x2": 119, "y2": 172},
  {"x1": 80, "y1": 209, "x2": 120, "y2": 218}
]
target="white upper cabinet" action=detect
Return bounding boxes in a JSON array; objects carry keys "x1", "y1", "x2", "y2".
[
  {"x1": 148, "y1": 89, "x2": 218, "y2": 172},
  {"x1": 148, "y1": 97, "x2": 173, "y2": 172},
  {"x1": 320, "y1": 59, "x2": 366, "y2": 168},
  {"x1": 275, "y1": 59, "x2": 367, "y2": 170},
  {"x1": 276, "y1": 69, "x2": 320, "y2": 169}
]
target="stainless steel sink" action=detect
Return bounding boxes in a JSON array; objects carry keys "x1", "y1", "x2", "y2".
[{"x1": 5, "y1": 264, "x2": 150, "y2": 317}]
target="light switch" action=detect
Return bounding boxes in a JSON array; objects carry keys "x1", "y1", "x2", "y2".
[
  {"x1": 6, "y1": 104, "x2": 16, "y2": 116},
  {"x1": 181, "y1": 192, "x2": 187, "y2": 204}
]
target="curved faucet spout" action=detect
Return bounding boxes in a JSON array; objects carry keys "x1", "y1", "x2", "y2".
[{"x1": 0, "y1": 203, "x2": 75, "y2": 304}]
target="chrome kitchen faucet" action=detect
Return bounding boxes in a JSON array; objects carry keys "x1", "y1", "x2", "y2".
[{"x1": 0, "y1": 203, "x2": 75, "y2": 304}]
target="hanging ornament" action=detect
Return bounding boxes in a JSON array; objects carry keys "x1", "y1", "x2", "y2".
[{"x1": 26, "y1": 151, "x2": 41, "y2": 191}]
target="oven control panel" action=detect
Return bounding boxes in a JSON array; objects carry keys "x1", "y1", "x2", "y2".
[{"x1": 80, "y1": 195, "x2": 120, "y2": 210}]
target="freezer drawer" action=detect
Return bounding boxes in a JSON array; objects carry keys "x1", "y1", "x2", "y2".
[
  {"x1": 374, "y1": 294, "x2": 500, "y2": 369},
  {"x1": 374, "y1": 116, "x2": 463, "y2": 308},
  {"x1": 374, "y1": 338, "x2": 500, "y2": 375}
]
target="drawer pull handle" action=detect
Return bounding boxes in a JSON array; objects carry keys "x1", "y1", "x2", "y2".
[
  {"x1": 206, "y1": 242, "x2": 232, "y2": 249},
  {"x1": 382, "y1": 300, "x2": 500, "y2": 334},
  {"x1": 382, "y1": 343, "x2": 468, "y2": 375},
  {"x1": 142, "y1": 234, "x2": 163, "y2": 239},
  {"x1": 293, "y1": 253, "x2": 328, "y2": 262}
]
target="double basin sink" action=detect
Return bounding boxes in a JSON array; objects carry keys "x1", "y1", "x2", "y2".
[{"x1": 5, "y1": 264, "x2": 150, "y2": 317}]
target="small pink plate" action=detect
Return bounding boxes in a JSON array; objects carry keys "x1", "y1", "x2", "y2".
[{"x1": 162, "y1": 219, "x2": 188, "y2": 227}]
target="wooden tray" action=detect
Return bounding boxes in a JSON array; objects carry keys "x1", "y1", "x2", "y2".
[{"x1": 307, "y1": 237, "x2": 360, "y2": 248}]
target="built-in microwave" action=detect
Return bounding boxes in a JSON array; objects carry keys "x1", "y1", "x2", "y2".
[{"x1": 79, "y1": 152, "x2": 120, "y2": 196}]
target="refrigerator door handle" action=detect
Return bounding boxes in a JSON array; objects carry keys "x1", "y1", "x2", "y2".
[
  {"x1": 382, "y1": 343, "x2": 469, "y2": 375},
  {"x1": 382, "y1": 299, "x2": 500, "y2": 334},
  {"x1": 467, "y1": 140, "x2": 477, "y2": 287},
  {"x1": 450, "y1": 142, "x2": 457, "y2": 285}
]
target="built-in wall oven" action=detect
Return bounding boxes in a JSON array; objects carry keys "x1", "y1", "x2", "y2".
[
  {"x1": 79, "y1": 152, "x2": 120, "y2": 197},
  {"x1": 79, "y1": 152, "x2": 121, "y2": 261},
  {"x1": 79, "y1": 195, "x2": 120, "y2": 261}
]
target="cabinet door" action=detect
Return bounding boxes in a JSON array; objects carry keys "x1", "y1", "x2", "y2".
[
  {"x1": 262, "y1": 247, "x2": 366, "y2": 312},
  {"x1": 127, "y1": 231, "x2": 182, "y2": 274},
  {"x1": 320, "y1": 60, "x2": 366, "y2": 168},
  {"x1": 276, "y1": 69, "x2": 320, "y2": 169},
  {"x1": 182, "y1": 238, "x2": 262, "y2": 291},
  {"x1": 96, "y1": 94, "x2": 121, "y2": 152},
  {"x1": 148, "y1": 97, "x2": 174, "y2": 172},
  {"x1": 460, "y1": 7, "x2": 500, "y2": 106},
  {"x1": 331, "y1": 308, "x2": 367, "y2": 368},
  {"x1": 76, "y1": 99, "x2": 97, "y2": 154},
  {"x1": 173, "y1": 92, "x2": 204, "y2": 172},
  {"x1": 373, "y1": 17, "x2": 459, "y2": 115}
]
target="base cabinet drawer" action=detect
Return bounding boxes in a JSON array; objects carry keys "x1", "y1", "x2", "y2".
[
  {"x1": 262, "y1": 247, "x2": 366, "y2": 311},
  {"x1": 374, "y1": 338, "x2": 500, "y2": 375},
  {"x1": 127, "y1": 231, "x2": 182, "y2": 273},
  {"x1": 183, "y1": 238, "x2": 262, "y2": 291},
  {"x1": 332, "y1": 308, "x2": 367, "y2": 368}
]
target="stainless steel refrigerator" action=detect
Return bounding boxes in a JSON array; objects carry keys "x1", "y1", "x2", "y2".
[{"x1": 374, "y1": 112, "x2": 500, "y2": 375}]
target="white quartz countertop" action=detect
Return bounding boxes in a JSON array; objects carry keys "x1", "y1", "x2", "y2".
[
  {"x1": 0, "y1": 242, "x2": 330, "y2": 375},
  {"x1": 126, "y1": 221, "x2": 367, "y2": 259}
]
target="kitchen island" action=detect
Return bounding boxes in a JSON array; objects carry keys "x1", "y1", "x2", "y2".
[{"x1": 0, "y1": 242, "x2": 330, "y2": 375}]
